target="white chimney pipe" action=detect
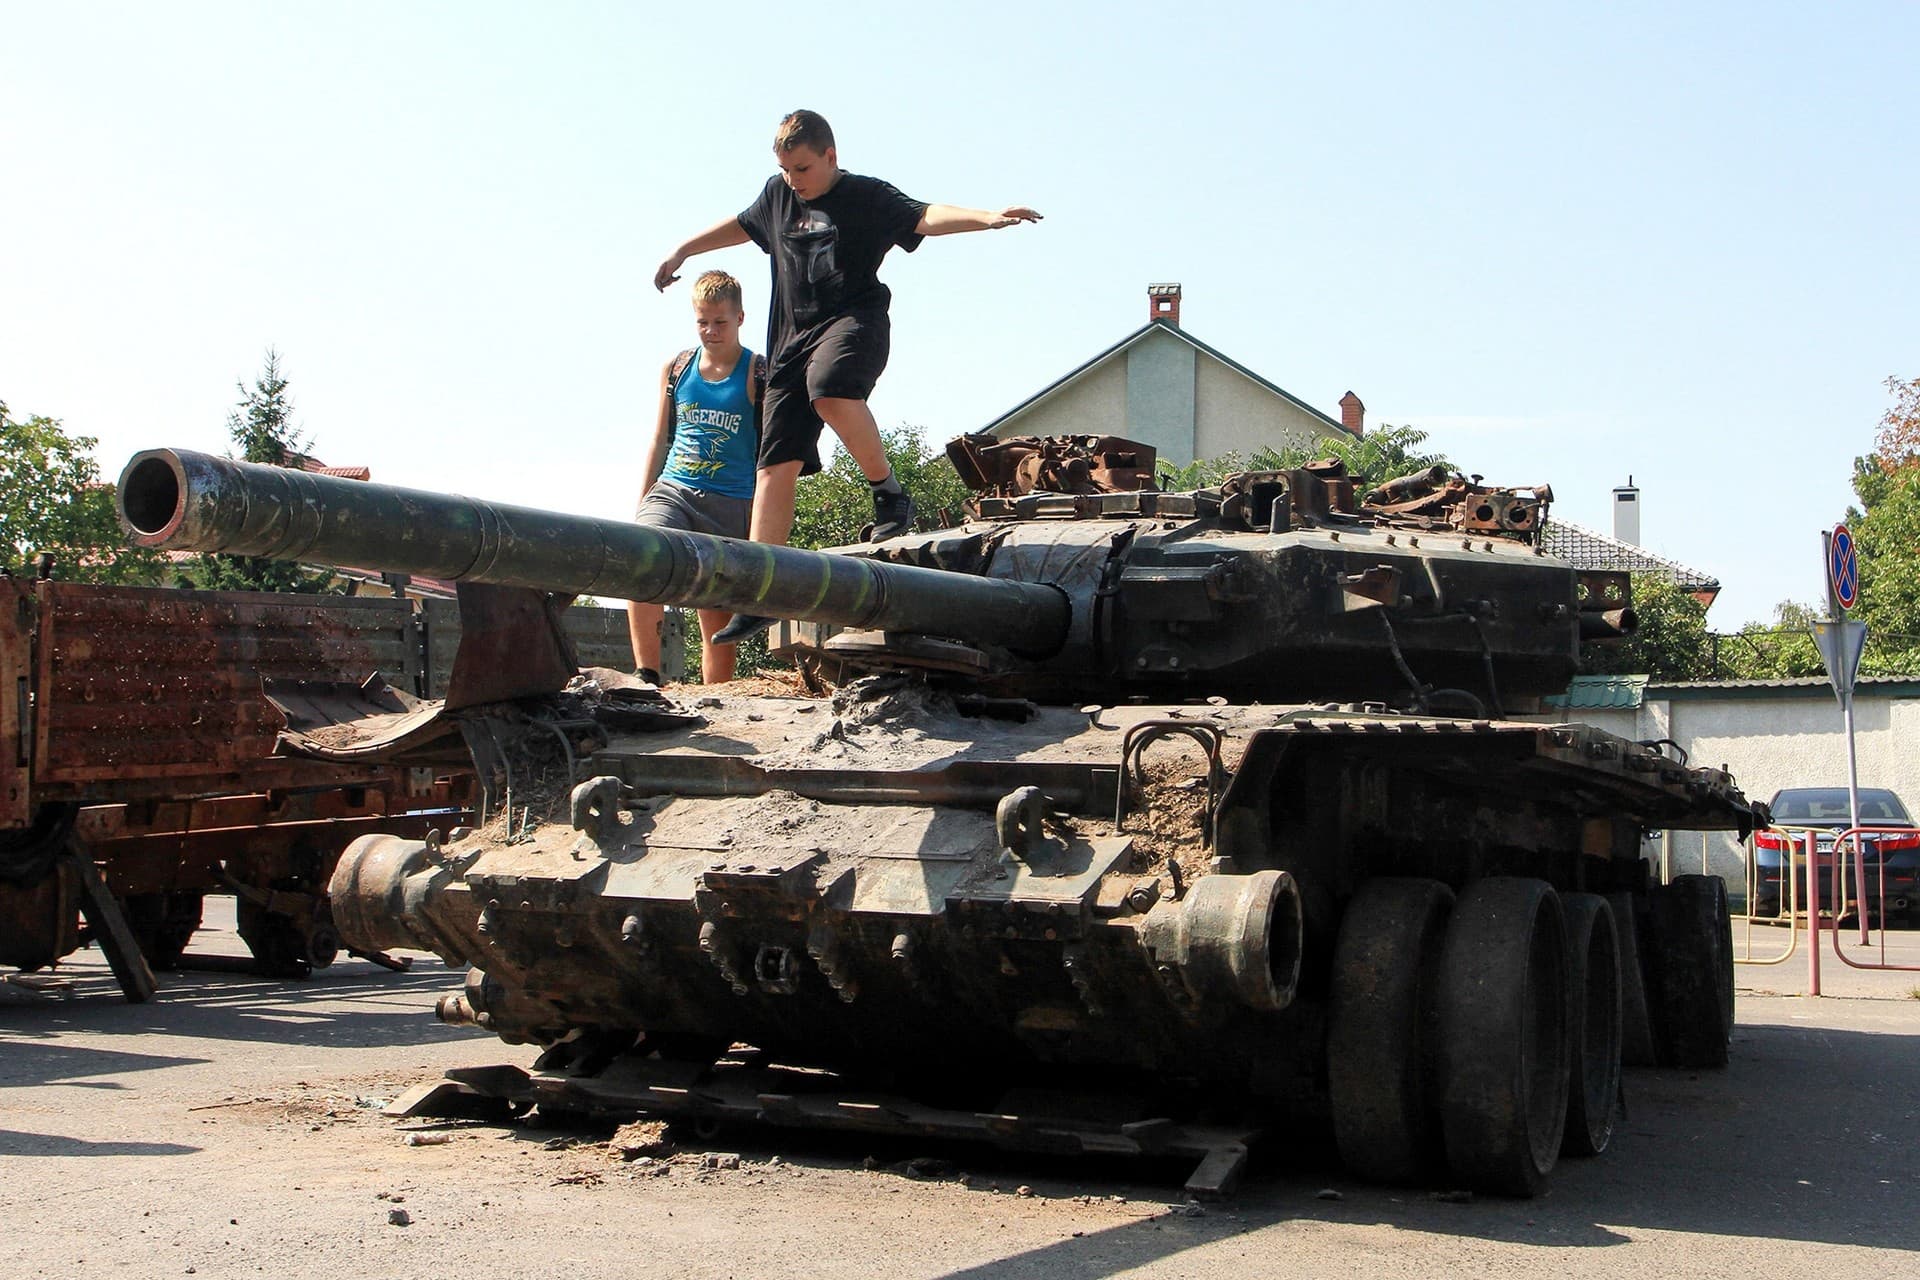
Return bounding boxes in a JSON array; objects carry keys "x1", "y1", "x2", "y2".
[{"x1": 1612, "y1": 476, "x2": 1641, "y2": 546}]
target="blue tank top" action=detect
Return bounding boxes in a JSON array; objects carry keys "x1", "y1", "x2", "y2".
[{"x1": 661, "y1": 350, "x2": 758, "y2": 499}]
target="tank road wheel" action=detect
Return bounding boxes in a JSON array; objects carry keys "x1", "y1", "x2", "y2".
[
  {"x1": 1605, "y1": 891, "x2": 1658, "y2": 1067},
  {"x1": 1434, "y1": 877, "x2": 1569, "y2": 1198},
  {"x1": 1327, "y1": 877, "x2": 1455, "y2": 1183},
  {"x1": 1646, "y1": 875, "x2": 1734, "y2": 1068},
  {"x1": 1559, "y1": 893, "x2": 1622, "y2": 1157}
]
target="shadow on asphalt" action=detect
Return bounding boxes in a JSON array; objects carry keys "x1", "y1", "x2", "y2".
[
  {"x1": 7, "y1": 951, "x2": 1916, "y2": 1266},
  {"x1": 0, "y1": 1128, "x2": 200, "y2": 1158},
  {"x1": 484, "y1": 1014, "x2": 1920, "y2": 1271},
  {"x1": 917, "y1": 1018, "x2": 1920, "y2": 1276},
  {"x1": 0, "y1": 955, "x2": 475, "y2": 1054}
]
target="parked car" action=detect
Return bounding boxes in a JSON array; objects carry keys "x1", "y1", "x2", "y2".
[{"x1": 1751, "y1": 787, "x2": 1920, "y2": 920}]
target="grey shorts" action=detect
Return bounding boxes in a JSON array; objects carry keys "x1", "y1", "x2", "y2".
[{"x1": 634, "y1": 477, "x2": 752, "y2": 541}]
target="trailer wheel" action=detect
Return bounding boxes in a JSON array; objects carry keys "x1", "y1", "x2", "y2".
[
  {"x1": 1327, "y1": 877, "x2": 1454, "y2": 1182},
  {"x1": 125, "y1": 892, "x2": 204, "y2": 971},
  {"x1": 1605, "y1": 891, "x2": 1657, "y2": 1066},
  {"x1": 1646, "y1": 875, "x2": 1733, "y2": 1068},
  {"x1": 1559, "y1": 893, "x2": 1621, "y2": 1157},
  {"x1": 1434, "y1": 877, "x2": 1569, "y2": 1197},
  {"x1": 237, "y1": 900, "x2": 312, "y2": 979}
]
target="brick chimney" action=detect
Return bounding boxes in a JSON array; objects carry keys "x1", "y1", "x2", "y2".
[
  {"x1": 1339, "y1": 391, "x2": 1365, "y2": 437},
  {"x1": 1147, "y1": 282, "x2": 1182, "y2": 327}
]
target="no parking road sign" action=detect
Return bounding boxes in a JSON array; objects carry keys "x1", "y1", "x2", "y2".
[{"x1": 1828, "y1": 523, "x2": 1859, "y2": 611}]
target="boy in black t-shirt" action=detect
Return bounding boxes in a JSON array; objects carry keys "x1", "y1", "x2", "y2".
[{"x1": 653, "y1": 109, "x2": 1040, "y2": 643}]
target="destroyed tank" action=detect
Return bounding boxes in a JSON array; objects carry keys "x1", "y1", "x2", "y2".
[{"x1": 118, "y1": 437, "x2": 1759, "y2": 1198}]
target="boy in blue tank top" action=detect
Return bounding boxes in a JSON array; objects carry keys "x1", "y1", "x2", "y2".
[{"x1": 626, "y1": 270, "x2": 764, "y2": 685}]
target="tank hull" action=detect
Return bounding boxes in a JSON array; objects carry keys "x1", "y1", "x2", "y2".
[{"x1": 332, "y1": 689, "x2": 1757, "y2": 1126}]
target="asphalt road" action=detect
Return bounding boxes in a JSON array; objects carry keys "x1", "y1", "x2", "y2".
[{"x1": 3, "y1": 908, "x2": 1918, "y2": 1280}]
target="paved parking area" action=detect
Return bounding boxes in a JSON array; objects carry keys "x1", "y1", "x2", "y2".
[{"x1": 4, "y1": 905, "x2": 1918, "y2": 1279}]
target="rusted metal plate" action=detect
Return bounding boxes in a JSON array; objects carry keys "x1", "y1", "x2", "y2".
[
  {"x1": 32, "y1": 583, "x2": 416, "y2": 786},
  {"x1": 443, "y1": 584, "x2": 577, "y2": 711},
  {"x1": 422, "y1": 595, "x2": 647, "y2": 699},
  {"x1": 72, "y1": 778, "x2": 473, "y2": 845},
  {"x1": 94, "y1": 810, "x2": 471, "y2": 898},
  {"x1": 0, "y1": 579, "x2": 31, "y2": 828},
  {"x1": 263, "y1": 675, "x2": 459, "y2": 763}
]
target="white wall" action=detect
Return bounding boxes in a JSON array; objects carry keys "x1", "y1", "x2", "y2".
[
  {"x1": 1530, "y1": 687, "x2": 1920, "y2": 898},
  {"x1": 991, "y1": 355, "x2": 1128, "y2": 441},
  {"x1": 990, "y1": 334, "x2": 1346, "y2": 467},
  {"x1": 1193, "y1": 356, "x2": 1343, "y2": 461}
]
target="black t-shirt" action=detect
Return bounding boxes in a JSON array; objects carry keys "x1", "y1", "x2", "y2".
[{"x1": 737, "y1": 172, "x2": 928, "y2": 364}]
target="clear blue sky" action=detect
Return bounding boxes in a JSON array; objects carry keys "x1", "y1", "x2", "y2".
[{"x1": 4, "y1": 1, "x2": 1915, "y2": 626}]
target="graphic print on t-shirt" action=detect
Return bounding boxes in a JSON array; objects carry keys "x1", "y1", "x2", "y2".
[
  {"x1": 662, "y1": 354, "x2": 758, "y2": 499},
  {"x1": 671, "y1": 399, "x2": 746, "y2": 479},
  {"x1": 788, "y1": 209, "x2": 840, "y2": 289}
]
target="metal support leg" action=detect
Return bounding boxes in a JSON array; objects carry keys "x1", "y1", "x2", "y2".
[{"x1": 63, "y1": 836, "x2": 157, "y2": 1003}]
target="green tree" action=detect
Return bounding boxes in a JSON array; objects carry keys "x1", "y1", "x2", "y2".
[
  {"x1": 1155, "y1": 451, "x2": 1252, "y2": 490},
  {"x1": 179, "y1": 351, "x2": 336, "y2": 594},
  {"x1": 1580, "y1": 573, "x2": 1715, "y2": 681},
  {"x1": 1154, "y1": 423, "x2": 1451, "y2": 492},
  {"x1": 1846, "y1": 378, "x2": 1920, "y2": 670},
  {"x1": 789, "y1": 426, "x2": 972, "y2": 550},
  {"x1": 1715, "y1": 602, "x2": 1826, "y2": 680},
  {"x1": 669, "y1": 426, "x2": 971, "y2": 679},
  {"x1": 0, "y1": 400, "x2": 166, "y2": 584},
  {"x1": 227, "y1": 348, "x2": 308, "y2": 465},
  {"x1": 1699, "y1": 379, "x2": 1920, "y2": 683}
]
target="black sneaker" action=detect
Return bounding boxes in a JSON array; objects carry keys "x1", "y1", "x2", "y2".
[
  {"x1": 870, "y1": 488, "x2": 917, "y2": 541},
  {"x1": 635, "y1": 666, "x2": 662, "y2": 687},
  {"x1": 711, "y1": 613, "x2": 775, "y2": 645}
]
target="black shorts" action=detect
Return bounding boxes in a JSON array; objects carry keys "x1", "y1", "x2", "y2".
[{"x1": 760, "y1": 311, "x2": 891, "y2": 475}]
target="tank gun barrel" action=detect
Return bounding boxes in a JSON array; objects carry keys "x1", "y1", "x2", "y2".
[{"x1": 117, "y1": 449, "x2": 1071, "y2": 653}]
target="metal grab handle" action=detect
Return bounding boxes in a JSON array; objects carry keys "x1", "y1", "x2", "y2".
[{"x1": 1114, "y1": 720, "x2": 1226, "y2": 848}]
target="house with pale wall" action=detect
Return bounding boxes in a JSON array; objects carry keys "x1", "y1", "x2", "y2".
[{"x1": 983, "y1": 284, "x2": 1361, "y2": 467}]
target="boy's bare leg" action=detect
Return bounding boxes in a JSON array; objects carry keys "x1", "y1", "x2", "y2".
[
  {"x1": 812, "y1": 397, "x2": 891, "y2": 483},
  {"x1": 710, "y1": 463, "x2": 804, "y2": 644},
  {"x1": 625, "y1": 601, "x2": 664, "y2": 681},
  {"x1": 748, "y1": 460, "x2": 805, "y2": 546},
  {"x1": 695, "y1": 607, "x2": 737, "y2": 683},
  {"x1": 818, "y1": 395, "x2": 916, "y2": 541}
]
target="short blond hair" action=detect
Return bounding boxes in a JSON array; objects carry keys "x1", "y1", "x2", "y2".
[
  {"x1": 690, "y1": 270, "x2": 743, "y2": 309},
  {"x1": 774, "y1": 109, "x2": 834, "y2": 155}
]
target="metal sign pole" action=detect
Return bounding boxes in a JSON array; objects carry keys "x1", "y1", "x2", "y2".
[
  {"x1": 1816, "y1": 523, "x2": 1869, "y2": 945},
  {"x1": 1805, "y1": 829, "x2": 1821, "y2": 997},
  {"x1": 1844, "y1": 691, "x2": 1868, "y2": 944}
]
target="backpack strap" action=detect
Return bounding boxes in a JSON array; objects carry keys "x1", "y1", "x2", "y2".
[{"x1": 665, "y1": 348, "x2": 697, "y2": 408}]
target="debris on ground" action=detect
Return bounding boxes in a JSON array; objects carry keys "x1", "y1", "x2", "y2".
[
  {"x1": 682, "y1": 668, "x2": 819, "y2": 699},
  {"x1": 403, "y1": 1132, "x2": 451, "y2": 1147},
  {"x1": 386, "y1": 1209, "x2": 412, "y2": 1227},
  {"x1": 887, "y1": 1156, "x2": 958, "y2": 1180},
  {"x1": 609, "y1": 1120, "x2": 672, "y2": 1161},
  {"x1": 700, "y1": 1153, "x2": 742, "y2": 1171}
]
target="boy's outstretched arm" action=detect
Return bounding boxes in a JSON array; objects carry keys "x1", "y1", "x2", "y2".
[
  {"x1": 915, "y1": 205, "x2": 1043, "y2": 237},
  {"x1": 655, "y1": 218, "x2": 752, "y2": 291}
]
